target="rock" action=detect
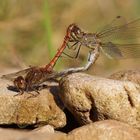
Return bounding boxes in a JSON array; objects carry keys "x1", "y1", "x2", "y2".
[
  {"x1": 27, "y1": 131, "x2": 67, "y2": 140},
  {"x1": 0, "y1": 78, "x2": 66, "y2": 128},
  {"x1": 109, "y1": 69, "x2": 140, "y2": 84},
  {"x1": 59, "y1": 73, "x2": 140, "y2": 128},
  {"x1": 0, "y1": 120, "x2": 139, "y2": 140},
  {"x1": 0, "y1": 127, "x2": 67, "y2": 140},
  {"x1": 32, "y1": 125, "x2": 54, "y2": 133},
  {"x1": 68, "y1": 120, "x2": 140, "y2": 140}
]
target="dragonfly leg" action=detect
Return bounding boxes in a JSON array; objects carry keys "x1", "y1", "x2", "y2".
[
  {"x1": 34, "y1": 88, "x2": 40, "y2": 95},
  {"x1": 26, "y1": 87, "x2": 40, "y2": 99},
  {"x1": 36, "y1": 84, "x2": 48, "y2": 91},
  {"x1": 62, "y1": 43, "x2": 81, "y2": 59},
  {"x1": 62, "y1": 52, "x2": 76, "y2": 58},
  {"x1": 23, "y1": 84, "x2": 36, "y2": 97},
  {"x1": 52, "y1": 46, "x2": 100, "y2": 78},
  {"x1": 14, "y1": 89, "x2": 24, "y2": 96},
  {"x1": 28, "y1": 85, "x2": 40, "y2": 96},
  {"x1": 49, "y1": 78, "x2": 59, "y2": 83},
  {"x1": 67, "y1": 41, "x2": 78, "y2": 50}
]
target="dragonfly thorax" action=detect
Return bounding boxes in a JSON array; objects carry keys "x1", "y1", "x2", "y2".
[{"x1": 81, "y1": 33, "x2": 99, "y2": 47}]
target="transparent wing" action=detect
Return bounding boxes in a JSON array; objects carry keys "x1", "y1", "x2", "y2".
[
  {"x1": 101, "y1": 42, "x2": 140, "y2": 59},
  {"x1": 97, "y1": 16, "x2": 126, "y2": 35},
  {"x1": 1, "y1": 68, "x2": 31, "y2": 81},
  {"x1": 97, "y1": 17, "x2": 140, "y2": 43}
]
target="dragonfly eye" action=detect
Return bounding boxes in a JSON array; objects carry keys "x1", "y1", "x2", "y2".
[
  {"x1": 67, "y1": 23, "x2": 83, "y2": 42},
  {"x1": 14, "y1": 76, "x2": 26, "y2": 90},
  {"x1": 72, "y1": 26, "x2": 82, "y2": 40},
  {"x1": 73, "y1": 26, "x2": 81, "y2": 35}
]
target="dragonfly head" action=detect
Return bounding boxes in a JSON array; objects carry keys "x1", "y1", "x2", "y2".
[
  {"x1": 14, "y1": 76, "x2": 26, "y2": 91},
  {"x1": 67, "y1": 23, "x2": 84, "y2": 41}
]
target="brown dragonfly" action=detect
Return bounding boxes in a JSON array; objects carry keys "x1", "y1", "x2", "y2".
[
  {"x1": 64, "y1": 16, "x2": 140, "y2": 59},
  {"x1": 1, "y1": 47, "x2": 99, "y2": 97},
  {"x1": 1, "y1": 24, "x2": 76, "y2": 94}
]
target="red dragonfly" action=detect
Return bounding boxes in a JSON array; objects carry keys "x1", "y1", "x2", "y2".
[
  {"x1": 2, "y1": 16, "x2": 140, "y2": 94},
  {"x1": 65, "y1": 16, "x2": 140, "y2": 59},
  {"x1": 1, "y1": 24, "x2": 75, "y2": 94}
]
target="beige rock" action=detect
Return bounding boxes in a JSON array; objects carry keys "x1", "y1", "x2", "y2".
[
  {"x1": 0, "y1": 78, "x2": 66, "y2": 128},
  {"x1": 68, "y1": 120, "x2": 140, "y2": 140},
  {"x1": 109, "y1": 69, "x2": 140, "y2": 84},
  {"x1": 0, "y1": 120, "x2": 139, "y2": 140},
  {"x1": 32, "y1": 125, "x2": 54, "y2": 133},
  {"x1": 26, "y1": 132, "x2": 67, "y2": 140},
  {"x1": 0, "y1": 127, "x2": 67, "y2": 140},
  {"x1": 59, "y1": 73, "x2": 140, "y2": 128},
  {"x1": 28, "y1": 128, "x2": 67, "y2": 140}
]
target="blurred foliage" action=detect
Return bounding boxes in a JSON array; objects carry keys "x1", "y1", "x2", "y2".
[{"x1": 0, "y1": 0, "x2": 139, "y2": 75}]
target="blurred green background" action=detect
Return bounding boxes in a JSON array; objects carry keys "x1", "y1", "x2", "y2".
[{"x1": 0, "y1": 0, "x2": 139, "y2": 76}]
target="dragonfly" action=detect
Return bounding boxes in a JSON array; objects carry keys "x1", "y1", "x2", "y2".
[
  {"x1": 2, "y1": 16, "x2": 140, "y2": 94},
  {"x1": 1, "y1": 24, "x2": 76, "y2": 94},
  {"x1": 1, "y1": 48, "x2": 99, "y2": 95},
  {"x1": 64, "y1": 16, "x2": 140, "y2": 59},
  {"x1": 1, "y1": 26, "x2": 100, "y2": 128},
  {"x1": 1, "y1": 22, "x2": 100, "y2": 95}
]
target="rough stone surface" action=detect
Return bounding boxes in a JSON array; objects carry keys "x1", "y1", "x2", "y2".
[
  {"x1": 109, "y1": 69, "x2": 140, "y2": 84},
  {"x1": 0, "y1": 120, "x2": 139, "y2": 140},
  {"x1": 59, "y1": 73, "x2": 140, "y2": 128},
  {"x1": 0, "y1": 78, "x2": 66, "y2": 128},
  {"x1": 68, "y1": 120, "x2": 140, "y2": 140}
]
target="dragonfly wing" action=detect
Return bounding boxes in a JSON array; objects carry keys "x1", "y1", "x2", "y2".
[
  {"x1": 35, "y1": 71, "x2": 58, "y2": 85},
  {"x1": 101, "y1": 43, "x2": 140, "y2": 59},
  {"x1": 101, "y1": 42, "x2": 123, "y2": 59},
  {"x1": 1, "y1": 68, "x2": 31, "y2": 81},
  {"x1": 97, "y1": 17, "x2": 140, "y2": 43},
  {"x1": 97, "y1": 16, "x2": 126, "y2": 34}
]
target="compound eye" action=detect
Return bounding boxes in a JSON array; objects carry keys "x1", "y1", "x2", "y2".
[
  {"x1": 20, "y1": 79, "x2": 25, "y2": 85},
  {"x1": 76, "y1": 28, "x2": 81, "y2": 34},
  {"x1": 14, "y1": 76, "x2": 26, "y2": 90}
]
